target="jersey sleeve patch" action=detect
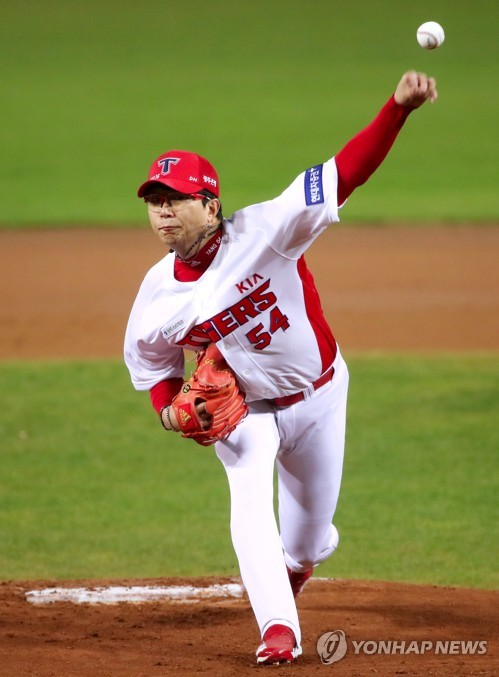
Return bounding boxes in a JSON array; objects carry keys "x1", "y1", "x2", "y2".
[
  {"x1": 304, "y1": 164, "x2": 324, "y2": 206},
  {"x1": 161, "y1": 316, "x2": 186, "y2": 339}
]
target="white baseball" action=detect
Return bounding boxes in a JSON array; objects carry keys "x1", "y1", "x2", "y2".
[{"x1": 417, "y1": 21, "x2": 445, "y2": 50}]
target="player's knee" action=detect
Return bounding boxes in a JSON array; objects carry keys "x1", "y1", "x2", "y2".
[{"x1": 284, "y1": 524, "x2": 339, "y2": 570}]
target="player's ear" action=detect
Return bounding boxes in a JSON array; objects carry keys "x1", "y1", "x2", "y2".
[{"x1": 206, "y1": 198, "x2": 221, "y2": 224}]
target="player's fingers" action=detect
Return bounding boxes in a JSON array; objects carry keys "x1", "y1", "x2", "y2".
[
  {"x1": 427, "y1": 76, "x2": 438, "y2": 102},
  {"x1": 394, "y1": 70, "x2": 418, "y2": 105},
  {"x1": 418, "y1": 73, "x2": 438, "y2": 102},
  {"x1": 414, "y1": 72, "x2": 438, "y2": 104},
  {"x1": 404, "y1": 70, "x2": 418, "y2": 90},
  {"x1": 415, "y1": 72, "x2": 429, "y2": 94},
  {"x1": 395, "y1": 70, "x2": 437, "y2": 107},
  {"x1": 195, "y1": 399, "x2": 213, "y2": 428}
]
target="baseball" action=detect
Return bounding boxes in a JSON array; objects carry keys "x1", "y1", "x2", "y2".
[{"x1": 417, "y1": 21, "x2": 445, "y2": 50}]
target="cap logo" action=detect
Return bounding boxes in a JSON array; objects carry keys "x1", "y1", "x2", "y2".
[{"x1": 157, "y1": 157, "x2": 180, "y2": 175}]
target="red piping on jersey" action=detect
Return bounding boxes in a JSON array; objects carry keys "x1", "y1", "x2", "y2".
[{"x1": 296, "y1": 255, "x2": 337, "y2": 374}]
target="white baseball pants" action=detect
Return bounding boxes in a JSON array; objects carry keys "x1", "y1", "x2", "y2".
[{"x1": 215, "y1": 349, "x2": 349, "y2": 645}]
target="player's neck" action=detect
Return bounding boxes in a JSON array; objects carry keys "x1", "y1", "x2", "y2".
[
  {"x1": 175, "y1": 222, "x2": 220, "y2": 262},
  {"x1": 173, "y1": 228, "x2": 222, "y2": 282}
]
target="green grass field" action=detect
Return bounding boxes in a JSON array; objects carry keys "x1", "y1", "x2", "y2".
[
  {"x1": 1, "y1": 0, "x2": 498, "y2": 226},
  {"x1": 1, "y1": 356, "x2": 497, "y2": 588}
]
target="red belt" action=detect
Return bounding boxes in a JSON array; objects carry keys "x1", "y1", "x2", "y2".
[{"x1": 271, "y1": 366, "x2": 335, "y2": 408}]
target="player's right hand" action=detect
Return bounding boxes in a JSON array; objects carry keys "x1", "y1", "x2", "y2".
[{"x1": 394, "y1": 70, "x2": 438, "y2": 107}]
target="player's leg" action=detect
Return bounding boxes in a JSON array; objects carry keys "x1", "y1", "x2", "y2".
[
  {"x1": 276, "y1": 350, "x2": 349, "y2": 575},
  {"x1": 215, "y1": 400, "x2": 301, "y2": 646}
]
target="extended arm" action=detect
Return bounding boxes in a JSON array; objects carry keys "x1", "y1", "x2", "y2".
[{"x1": 336, "y1": 71, "x2": 437, "y2": 204}]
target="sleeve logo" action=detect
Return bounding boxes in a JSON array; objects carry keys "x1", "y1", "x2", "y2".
[
  {"x1": 305, "y1": 164, "x2": 324, "y2": 205},
  {"x1": 161, "y1": 316, "x2": 186, "y2": 338}
]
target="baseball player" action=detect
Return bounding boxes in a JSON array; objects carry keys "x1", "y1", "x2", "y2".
[{"x1": 124, "y1": 71, "x2": 437, "y2": 664}]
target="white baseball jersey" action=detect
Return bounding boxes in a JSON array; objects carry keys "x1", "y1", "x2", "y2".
[{"x1": 124, "y1": 157, "x2": 340, "y2": 401}]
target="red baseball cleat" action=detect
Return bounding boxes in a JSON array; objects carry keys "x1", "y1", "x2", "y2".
[
  {"x1": 256, "y1": 623, "x2": 302, "y2": 664},
  {"x1": 287, "y1": 566, "x2": 313, "y2": 598}
]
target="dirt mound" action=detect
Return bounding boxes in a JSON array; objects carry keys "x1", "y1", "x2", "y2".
[{"x1": 1, "y1": 577, "x2": 497, "y2": 676}]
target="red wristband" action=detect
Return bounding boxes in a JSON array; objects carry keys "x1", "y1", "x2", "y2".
[{"x1": 150, "y1": 378, "x2": 184, "y2": 414}]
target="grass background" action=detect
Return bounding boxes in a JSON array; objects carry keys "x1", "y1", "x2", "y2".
[
  {"x1": 0, "y1": 0, "x2": 497, "y2": 589},
  {"x1": 0, "y1": 0, "x2": 498, "y2": 225},
  {"x1": 1, "y1": 357, "x2": 497, "y2": 588}
]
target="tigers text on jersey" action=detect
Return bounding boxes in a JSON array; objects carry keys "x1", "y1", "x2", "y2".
[{"x1": 124, "y1": 158, "x2": 340, "y2": 402}]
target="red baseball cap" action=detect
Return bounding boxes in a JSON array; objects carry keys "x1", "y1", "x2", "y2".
[{"x1": 137, "y1": 150, "x2": 220, "y2": 198}]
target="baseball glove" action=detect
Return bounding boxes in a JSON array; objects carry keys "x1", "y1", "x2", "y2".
[{"x1": 170, "y1": 343, "x2": 248, "y2": 446}]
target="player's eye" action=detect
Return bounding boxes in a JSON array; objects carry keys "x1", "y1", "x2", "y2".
[
  {"x1": 144, "y1": 194, "x2": 166, "y2": 207},
  {"x1": 144, "y1": 192, "x2": 204, "y2": 212}
]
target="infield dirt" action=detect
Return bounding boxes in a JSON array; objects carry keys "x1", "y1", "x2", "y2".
[
  {"x1": 0, "y1": 226, "x2": 498, "y2": 676},
  {"x1": 2, "y1": 226, "x2": 498, "y2": 358}
]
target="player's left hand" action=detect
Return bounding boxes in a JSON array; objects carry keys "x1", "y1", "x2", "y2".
[
  {"x1": 170, "y1": 343, "x2": 248, "y2": 446},
  {"x1": 394, "y1": 70, "x2": 438, "y2": 107}
]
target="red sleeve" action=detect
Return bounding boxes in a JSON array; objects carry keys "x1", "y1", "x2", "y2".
[
  {"x1": 150, "y1": 378, "x2": 184, "y2": 414},
  {"x1": 335, "y1": 95, "x2": 414, "y2": 205}
]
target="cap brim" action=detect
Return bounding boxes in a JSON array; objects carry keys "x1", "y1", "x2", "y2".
[{"x1": 137, "y1": 177, "x2": 203, "y2": 198}]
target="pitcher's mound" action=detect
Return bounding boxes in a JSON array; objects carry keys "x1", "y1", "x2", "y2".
[{"x1": 1, "y1": 577, "x2": 497, "y2": 676}]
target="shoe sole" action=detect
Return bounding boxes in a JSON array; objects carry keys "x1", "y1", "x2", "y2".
[{"x1": 256, "y1": 646, "x2": 303, "y2": 665}]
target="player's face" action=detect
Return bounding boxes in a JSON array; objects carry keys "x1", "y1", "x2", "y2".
[{"x1": 144, "y1": 187, "x2": 219, "y2": 255}]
